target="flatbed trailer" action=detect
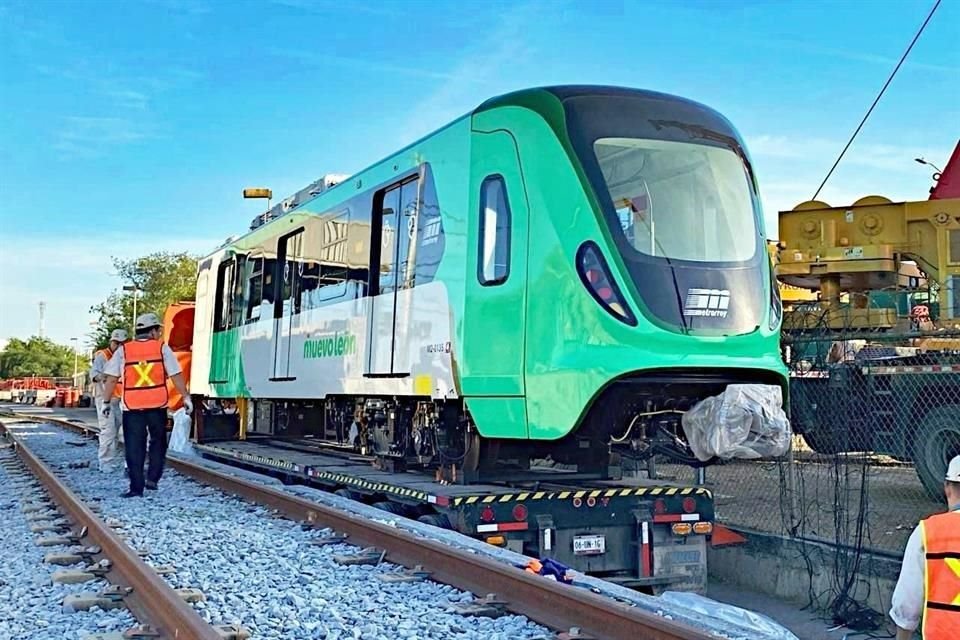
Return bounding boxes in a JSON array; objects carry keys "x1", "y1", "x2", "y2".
[{"x1": 193, "y1": 437, "x2": 715, "y2": 594}]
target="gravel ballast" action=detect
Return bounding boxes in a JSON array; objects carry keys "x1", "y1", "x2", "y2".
[
  {"x1": 0, "y1": 437, "x2": 138, "y2": 640},
  {"x1": 6, "y1": 422, "x2": 551, "y2": 640}
]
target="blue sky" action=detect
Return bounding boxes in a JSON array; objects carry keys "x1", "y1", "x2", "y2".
[{"x1": 0, "y1": 0, "x2": 957, "y2": 348}]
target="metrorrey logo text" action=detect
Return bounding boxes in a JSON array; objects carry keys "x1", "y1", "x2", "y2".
[{"x1": 304, "y1": 332, "x2": 356, "y2": 359}]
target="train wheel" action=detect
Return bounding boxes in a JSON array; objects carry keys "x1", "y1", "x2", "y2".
[{"x1": 912, "y1": 405, "x2": 960, "y2": 501}]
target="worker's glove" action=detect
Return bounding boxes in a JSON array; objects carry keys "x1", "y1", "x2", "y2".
[
  {"x1": 100, "y1": 405, "x2": 111, "y2": 419},
  {"x1": 182, "y1": 396, "x2": 193, "y2": 416}
]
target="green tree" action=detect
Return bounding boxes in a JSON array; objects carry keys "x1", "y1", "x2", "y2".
[
  {"x1": 0, "y1": 337, "x2": 89, "y2": 378},
  {"x1": 90, "y1": 251, "x2": 198, "y2": 348}
]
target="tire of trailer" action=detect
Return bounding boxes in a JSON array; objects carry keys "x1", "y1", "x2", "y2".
[
  {"x1": 371, "y1": 501, "x2": 406, "y2": 516},
  {"x1": 416, "y1": 513, "x2": 452, "y2": 529},
  {"x1": 912, "y1": 405, "x2": 960, "y2": 501}
]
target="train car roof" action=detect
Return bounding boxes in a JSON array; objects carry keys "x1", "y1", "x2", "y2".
[{"x1": 202, "y1": 85, "x2": 713, "y2": 260}]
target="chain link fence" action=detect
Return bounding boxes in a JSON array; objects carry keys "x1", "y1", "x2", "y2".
[{"x1": 656, "y1": 298, "x2": 960, "y2": 628}]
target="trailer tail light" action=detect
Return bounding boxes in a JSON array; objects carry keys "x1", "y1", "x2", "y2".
[
  {"x1": 576, "y1": 242, "x2": 637, "y2": 326},
  {"x1": 512, "y1": 504, "x2": 528, "y2": 521},
  {"x1": 481, "y1": 506, "x2": 495, "y2": 522},
  {"x1": 485, "y1": 535, "x2": 506, "y2": 546},
  {"x1": 672, "y1": 523, "x2": 693, "y2": 536},
  {"x1": 654, "y1": 498, "x2": 667, "y2": 515},
  {"x1": 682, "y1": 497, "x2": 697, "y2": 513},
  {"x1": 693, "y1": 522, "x2": 713, "y2": 535}
]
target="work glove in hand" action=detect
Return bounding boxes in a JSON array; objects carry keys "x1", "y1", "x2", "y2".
[
  {"x1": 182, "y1": 396, "x2": 193, "y2": 416},
  {"x1": 101, "y1": 405, "x2": 111, "y2": 419}
]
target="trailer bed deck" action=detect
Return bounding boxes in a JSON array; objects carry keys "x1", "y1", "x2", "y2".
[{"x1": 194, "y1": 438, "x2": 713, "y2": 507}]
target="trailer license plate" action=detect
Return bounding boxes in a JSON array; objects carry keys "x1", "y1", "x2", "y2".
[{"x1": 573, "y1": 535, "x2": 605, "y2": 555}]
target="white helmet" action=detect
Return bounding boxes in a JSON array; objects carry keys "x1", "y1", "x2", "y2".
[
  {"x1": 110, "y1": 329, "x2": 128, "y2": 343},
  {"x1": 947, "y1": 455, "x2": 960, "y2": 482},
  {"x1": 135, "y1": 313, "x2": 162, "y2": 331}
]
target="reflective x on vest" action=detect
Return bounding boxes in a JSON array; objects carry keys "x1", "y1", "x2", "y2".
[
  {"x1": 921, "y1": 511, "x2": 960, "y2": 639},
  {"x1": 121, "y1": 340, "x2": 168, "y2": 410}
]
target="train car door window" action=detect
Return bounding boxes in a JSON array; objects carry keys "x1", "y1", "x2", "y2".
[
  {"x1": 244, "y1": 256, "x2": 264, "y2": 324},
  {"x1": 391, "y1": 178, "x2": 421, "y2": 374},
  {"x1": 214, "y1": 259, "x2": 235, "y2": 333},
  {"x1": 272, "y1": 229, "x2": 304, "y2": 381},
  {"x1": 478, "y1": 175, "x2": 511, "y2": 285},
  {"x1": 367, "y1": 176, "x2": 419, "y2": 376}
]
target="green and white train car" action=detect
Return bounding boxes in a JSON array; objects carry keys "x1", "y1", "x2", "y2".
[{"x1": 190, "y1": 85, "x2": 788, "y2": 483}]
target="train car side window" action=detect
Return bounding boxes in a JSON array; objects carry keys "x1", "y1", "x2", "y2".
[
  {"x1": 301, "y1": 210, "x2": 352, "y2": 311},
  {"x1": 245, "y1": 256, "x2": 264, "y2": 323},
  {"x1": 414, "y1": 164, "x2": 445, "y2": 286},
  {"x1": 478, "y1": 175, "x2": 511, "y2": 285}
]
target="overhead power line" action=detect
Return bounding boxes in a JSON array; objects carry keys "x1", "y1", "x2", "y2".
[{"x1": 812, "y1": 0, "x2": 942, "y2": 200}]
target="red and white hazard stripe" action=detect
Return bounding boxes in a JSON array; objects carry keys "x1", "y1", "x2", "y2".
[
  {"x1": 652, "y1": 513, "x2": 701, "y2": 523},
  {"x1": 641, "y1": 521, "x2": 652, "y2": 577},
  {"x1": 476, "y1": 522, "x2": 529, "y2": 533}
]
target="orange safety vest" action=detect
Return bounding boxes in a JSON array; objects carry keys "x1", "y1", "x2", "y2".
[
  {"x1": 95, "y1": 348, "x2": 122, "y2": 399},
  {"x1": 121, "y1": 339, "x2": 169, "y2": 410},
  {"x1": 921, "y1": 510, "x2": 960, "y2": 639}
]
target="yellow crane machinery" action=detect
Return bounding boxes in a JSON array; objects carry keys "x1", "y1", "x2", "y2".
[
  {"x1": 777, "y1": 194, "x2": 959, "y2": 330},
  {"x1": 776, "y1": 141, "x2": 960, "y2": 499},
  {"x1": 767, "y1": 241, "x2": 818, "y2": 306}
]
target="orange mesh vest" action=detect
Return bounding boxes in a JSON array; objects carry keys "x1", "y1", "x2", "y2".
[
  {"x1": 921, "y1": 510, "x2": 960, "y2": 639},
  {"x1": 122, "y1": 340, "x2": 168, "y2": 410},
  {"x1": 96, "y1": 348, "x2": 122, "y2": 399}
]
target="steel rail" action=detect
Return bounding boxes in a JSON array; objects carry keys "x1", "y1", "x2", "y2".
[
  {"x1": 5, "y1": 412, "x2": 717, "y2": 640},
  {"x1": 167, "y1": 458, "x2": 716, "y2": 640},
  {"x1": 0, "y1": 417, "x2": 222, "y2": 640}
]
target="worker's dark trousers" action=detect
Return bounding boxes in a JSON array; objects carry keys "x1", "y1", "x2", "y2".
[{"x1": 122, "y1": 408, "x2": 168, "y2": 495}]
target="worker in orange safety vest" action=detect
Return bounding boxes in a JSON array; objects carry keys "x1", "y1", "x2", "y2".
[
  {"x1": 101, "y1": 313, "x2": 191, "y2": 498},
  {"x1": 890, "y1": 455, "x2": 960, "y2": 638},
  {"x1": 90, "y1": 328, "x2": 127, "y2": 472}
]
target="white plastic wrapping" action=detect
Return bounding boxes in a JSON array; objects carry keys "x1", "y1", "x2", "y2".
[
  {"x1": 682, "y1": 384, "x2": 791, "y2": 462},
  {"x1": 168, "y1": 408, "x2": 194, "y2": 456},
  {"x1": 659, "y1": 591, "x2": 800, "y2": 640}
]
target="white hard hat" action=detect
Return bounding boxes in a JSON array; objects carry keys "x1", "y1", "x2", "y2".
[
  {"x1": 947, "y1": 455, "x2": 960, "y2": 482},
  {"x1": 135, "y1": 313, "x2": 162, "y2": 331},
  {"x1": 110, "y1": 329, "x2": 128, "y2": 342}
]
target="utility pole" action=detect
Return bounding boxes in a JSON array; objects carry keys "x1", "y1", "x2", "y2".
[
  {"x1": 38, "y1": 301, "x2": 46, "y2": 338},
  {"x1": 70, "y1": 337, "x2": 78, "y2": 381},
  {"x1": 122, "y1": 285, "x2": 140, "y2": 331}
]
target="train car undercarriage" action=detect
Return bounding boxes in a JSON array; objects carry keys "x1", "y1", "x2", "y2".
[{"x1": 197, "y1": 370, "x2": 786, "y2": 485}]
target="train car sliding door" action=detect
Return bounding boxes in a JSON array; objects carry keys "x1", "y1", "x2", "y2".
[
  {"x1": 367, "y1": 176, "x2": 419, "y2": 376},
  {"x1": 272, "y1": 228, "x2": 304, "y2": 381}
]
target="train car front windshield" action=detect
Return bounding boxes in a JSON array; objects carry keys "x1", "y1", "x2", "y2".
[{"x1": 562, "y1": 91, "x2": 767, "y2": 337}]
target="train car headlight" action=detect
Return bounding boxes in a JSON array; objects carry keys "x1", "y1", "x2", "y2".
[{"x1": 576, "y1": 242, "x2": 637, "y2": 326}]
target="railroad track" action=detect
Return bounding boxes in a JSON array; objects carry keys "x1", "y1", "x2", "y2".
[
  {"x1": 0, "y1": 418, "x2": 227, "y2": 640},
  {"x1": 0, "y1": 411, "x2": 731, "y2": 640}
]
